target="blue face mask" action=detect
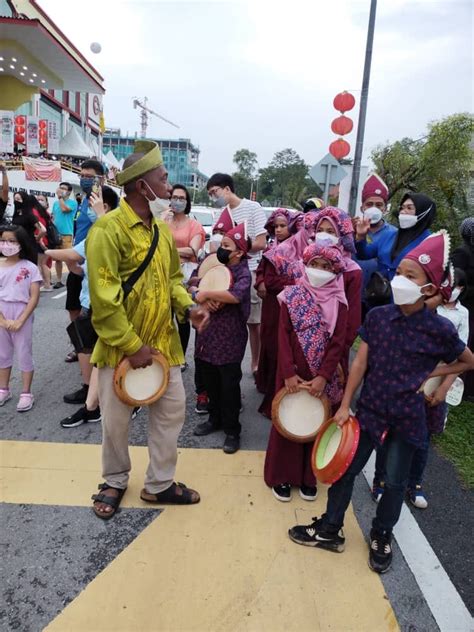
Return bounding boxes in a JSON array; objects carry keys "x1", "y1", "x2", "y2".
[{"x1": 80, "y1": 176, "x2": 94, "y2": 194}]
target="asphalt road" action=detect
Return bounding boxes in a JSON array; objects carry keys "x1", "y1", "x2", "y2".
[{"x1": 1, "y1": 287, "x2": 473, "y2": 631}]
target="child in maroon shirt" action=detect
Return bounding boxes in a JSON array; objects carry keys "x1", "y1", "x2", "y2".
[{"x1": 193, "y1": 223, "x2": 251, "y2": 455}]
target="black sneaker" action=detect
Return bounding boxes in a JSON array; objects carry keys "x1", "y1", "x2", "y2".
[
  {"x1": 273, "y1": 483, "x2": 292, "y2": 502},
  {"x1": 63, "y1": 384, "x2": 89, "y2": 404},
  {"x1": 299, "y1": 485, "x2": 318, "y2": 501},
  {"x1": 131, "y1": 406, "x2": 142, "y2": 420},
  {"x1": 223, "y1": 434, "x2": 240, "y2": 454},
  {"x1": 194, "y1": 393, "x2": 209, "y2": 414},
  {"x1": 60, "y1": 405, "x2": 101, "y2": 428},
  {"x1": 53, "y1": 281, "x2": 64, "y2": 289},
  {"x1": 194, "y1": 420, "x2": 221, "y2": 436},
  {"x1": 368, "y1": 528, "x2": 392, "y2": 573},
  {"x1": 288, "y1": 517, "x2": 345, "y2": 552}
]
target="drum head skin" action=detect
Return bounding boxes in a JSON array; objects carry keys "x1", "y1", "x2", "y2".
[
  {"x1": 113, "y1": 353, "x2": 170, "y2": 406},
  {"x1": 198, "y1": 254, "x2": 223, "y2": 279},
  {"x1": 199, "y1": 266, "x2": 232, "y2": 292},
  {"x1": 271, "y1": 386, "x2": 330, "y2": 443},
  {"x1": 421, "y1": 362, "x2": 445, "y2": 400},
  {"x1": 312, "y1": 416, "x2": 360, "y2": 484}
]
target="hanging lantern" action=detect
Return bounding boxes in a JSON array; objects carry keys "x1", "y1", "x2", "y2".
[
  {"x1": 331, "y1": 115, "x2": 353, "y2": 136},
  {"x1": 15, "y1": 115, "x2": 26, "y2": 125},
  {"x1": 16, "y1": 125, "x2": 25, "y2": 135},
  {"x1": 15, "y1": 134, "x2": 25, "y2": 144},
  {"x1": 333, "y1": 91, "x2": 355, "y2": 113},
  {"x1": 329, "y1": 138, "x2": 350, "y2": 160},
  {"x1": 39, "y1": 119, "x2": 48, "y2": 129}
]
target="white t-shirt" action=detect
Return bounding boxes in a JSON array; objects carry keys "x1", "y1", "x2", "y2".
[
  {"x1": 437, "y1": 303, "x2": 470, "y2": 345},
  {"x1": 227, "y1": 198, "x2": 267, "y2": 271}
]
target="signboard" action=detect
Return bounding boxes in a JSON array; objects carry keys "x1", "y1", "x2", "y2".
[
  {"x1": 309, "y1": 153, "x2": 347, "y2": 187},
  {"x1": 26, "y1": 116, "x2": 40, "y2": 154},
  {"x1": 47, "y1": 120, "x2": 60, "y2": 154},
  {"x1": 337, "y1": 165, "x2": 369, "y2": 215},
  {"x1": 0, "y1": 110, "x2": 14, "y2": 153},
  {"x1": 88, "y1": 93, "x2": 102, "y2": 127}
]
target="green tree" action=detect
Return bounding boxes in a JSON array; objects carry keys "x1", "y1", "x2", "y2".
[
  {"x1": 371, "y1": 113, "x2": 474, "y2": 238},
  {"x1": 232, "y1": 148, "x2": 258, "y2": 198},
  {"x1": 258, "y1": 148, "x2": 309, "y2": 207}
]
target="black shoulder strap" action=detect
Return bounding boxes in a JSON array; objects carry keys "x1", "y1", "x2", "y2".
[{"x1": 122, "y1": 224, "x2": 159, "y2": 300}]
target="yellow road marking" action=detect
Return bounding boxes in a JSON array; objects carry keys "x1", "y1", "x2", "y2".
[{"x1": 1, "y1": 441, "x2": 398, "y2": 631}]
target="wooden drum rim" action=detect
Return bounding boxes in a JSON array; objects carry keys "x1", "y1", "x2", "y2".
[
  {"x1": 113, "y1": 352, "x2": 170, "y2": 407},
  {"x1": 271, "y1": 385, "x2": 331, "y2": 443}
]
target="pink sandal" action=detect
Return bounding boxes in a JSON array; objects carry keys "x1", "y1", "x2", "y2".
[
  {"x1": 0, "y1": 389, "x2": 11, "y2": 406},
  {"x1": 17, "y1": 392, "x2": 34, "y2": 412}
]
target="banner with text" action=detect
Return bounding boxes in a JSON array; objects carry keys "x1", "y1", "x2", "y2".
[
  {"x1": 0, "y1": 110, "x2": 14, "y2": 153},
  {"x1": 26, "y1": 117, "x2": 40, "y2": 154},
  {"x1": 22, "y1": 156, "x2": 61, "y2": 182},
  {"x1": 47, "y1": 120, "x2": 60, "y2": 154}
]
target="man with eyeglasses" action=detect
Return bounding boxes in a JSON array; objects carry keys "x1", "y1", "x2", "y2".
[{"x1": 206, "y1": 173, "x2": 267, "y2": 378}]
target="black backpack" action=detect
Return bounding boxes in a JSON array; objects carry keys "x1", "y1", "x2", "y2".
[
  {"x1": 365, "y1": 271, "x2": 392, "y2": 306},
  {"x1": 45, "y1": 220, "x2": 61, "y2": 249}
]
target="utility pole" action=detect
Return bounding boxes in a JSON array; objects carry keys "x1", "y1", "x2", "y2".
[{"x1": 348, "y1": 0, "x2": 377, "y2": 216}]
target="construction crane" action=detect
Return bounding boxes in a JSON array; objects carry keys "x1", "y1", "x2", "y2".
[{"x1": 132, "y1": 97, "x2": 180, "y2": 138}]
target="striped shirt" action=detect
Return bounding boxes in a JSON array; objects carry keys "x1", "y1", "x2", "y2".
[{"x1": 228, "y1": 198, "x2": 267, "y2": 271}]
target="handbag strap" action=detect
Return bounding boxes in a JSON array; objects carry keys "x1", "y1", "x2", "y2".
[{"x1": 122, "y1": 224, "x2": 159, "y2": 300}]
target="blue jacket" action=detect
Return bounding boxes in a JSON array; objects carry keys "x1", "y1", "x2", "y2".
[
  {"x1": 74, "y1": 197, "x2": 97, "y2": 245},
  {"x1": 355, "y1": 221, "x2": 397, "y2": 289},
  {"x1": 355, "y1": 228, "x2": 431, "y2": 281}
]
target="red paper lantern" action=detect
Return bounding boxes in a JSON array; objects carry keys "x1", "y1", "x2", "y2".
[
  {"x1": 15, "y1": 125, "x2": 25, "y2": 135},
  {"x1": 15, "y1": 134, "x2": 25, "y2": 144},
  {"x1": 15, "y1": 115, "x2": 26, "y2": 125},
  {"x1": 333, "y1": 91, "x2": 355, "y2": 113},
  {"x1": 39, "y1": 119, "x2": 48, "y2": 129},
  {"x1": 331, "y1": 115, "x2": 353, "y2": 136},
  {"x1": 329, "y1": 138, "x2": 351, "y2": 160}
]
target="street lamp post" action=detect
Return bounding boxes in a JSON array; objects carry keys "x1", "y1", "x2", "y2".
[{"x1": 348, "y1": 0, "x2": 377, "y2": 217}]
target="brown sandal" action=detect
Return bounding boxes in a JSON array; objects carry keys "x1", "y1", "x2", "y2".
[
  {"x1": 92, "y1": 483, "x2": 127, "y2": 520},
  {"x1": 140, "y1": 482, "x2": 200, "y2": 505}
]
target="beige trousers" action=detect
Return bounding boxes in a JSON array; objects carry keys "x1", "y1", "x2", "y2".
[{"x1": 98, "y1": 365, "x2": 185, "y2": 494}]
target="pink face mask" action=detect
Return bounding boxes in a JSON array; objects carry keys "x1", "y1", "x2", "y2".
[{"x1": 0, "y1": 241, "x2": 21, "y2": 257}]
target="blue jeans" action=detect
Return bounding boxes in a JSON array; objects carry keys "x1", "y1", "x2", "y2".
[
  {"x1": 323, "y1": 429, "x2": 417, "y2": 534},
  {"x1": 375, "y1": 438, "x2": 430, "y2": 488}
]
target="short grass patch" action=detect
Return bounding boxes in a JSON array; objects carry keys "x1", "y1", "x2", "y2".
[{"x1": 432, "y1": 401, "x2": 474, "y2": 489}]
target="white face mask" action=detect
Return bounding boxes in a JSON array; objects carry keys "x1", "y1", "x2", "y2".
[
  {"x1": 391, "y1": 275, "x2": 431, "y2": 305},
  {"x1": 364, "y1": 208, "x2": 383, "y2": 225},
  {"x1": 305, "y1": 267, "x2": 336, "y2": 288},
  {"x1": 315, "y1": 231, "x2": 339, "y2": 247},
  {"x1": 210, "y1": 233, "x2": 223, "y2": 244},
  {"x1": 398, "y1": 213, "x2": 418, "y2": 230},
  {"x1": 142, "y1": 181, "x2": 170, "y2": 217},
  {"x1": 450, "y1": 287, "x2": 461, "y2": 302}
]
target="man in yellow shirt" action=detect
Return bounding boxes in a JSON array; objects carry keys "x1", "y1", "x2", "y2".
[{"x1": 87, "y1": 140, "x2": 209, "y2": 519}]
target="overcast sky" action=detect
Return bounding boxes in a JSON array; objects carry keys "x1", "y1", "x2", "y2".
[{"x1": 41, "y1": 0, "x2": 473, "y2": 176}]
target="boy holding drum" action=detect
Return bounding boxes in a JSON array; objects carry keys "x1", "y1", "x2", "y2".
[
  {"x1": 288, "y1": 231, "x2": 474, "y2": 573},
  {"x1": 193, "y1": 223, "x2": 252, "y2": 454}
]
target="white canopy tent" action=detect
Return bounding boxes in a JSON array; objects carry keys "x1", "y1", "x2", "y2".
[
  {"x1": 104, "y1": 150, "x2": 121, "y2": 169},
  {"x1": 59, "y1": 127, "x2": 93, "y2": 159},
  {"x1": 88, "y1": 136, "x2": 100, "y2": 157}
]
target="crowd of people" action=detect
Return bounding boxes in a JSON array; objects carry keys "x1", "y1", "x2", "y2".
[{"x1": 0, "y1": 141, "x2": 473, "y2": 574}]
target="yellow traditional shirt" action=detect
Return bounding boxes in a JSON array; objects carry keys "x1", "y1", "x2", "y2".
[{"x1": 86, "y1": 198, "x2": 193, "y2": 368}]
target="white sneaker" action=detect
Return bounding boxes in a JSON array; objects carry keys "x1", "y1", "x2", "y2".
[
  {"x1": 408, "y1": 486, "x2": 428, "y2": 509},
  {"x1": 0, "y1": 389, "x2": 12, "y2": 406},
  {"x1": 17, "y1": 392, "x2": 34, "y2": 412}
]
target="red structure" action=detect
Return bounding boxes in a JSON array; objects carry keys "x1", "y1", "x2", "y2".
[{"x1": 329, "y1": 91, "x2": 355, "y2": 160}]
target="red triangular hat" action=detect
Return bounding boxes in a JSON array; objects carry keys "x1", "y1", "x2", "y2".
[
  {"x1": 213, "y1": 207, "x2": 234, "y2": 233},
  {"x1": 361, "y1": 173, "x2": 389, "y2": 202},
  {"x1": 405, "y1": 230, "x2": 452, "y2": 300},
  {"x1": 226, "y1": 222, "x2": 249, "y2": 254}
]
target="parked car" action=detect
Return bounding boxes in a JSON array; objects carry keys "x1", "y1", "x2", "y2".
[{"x1": 190, "y1": 206, "x2": 216, "y2": 240}]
